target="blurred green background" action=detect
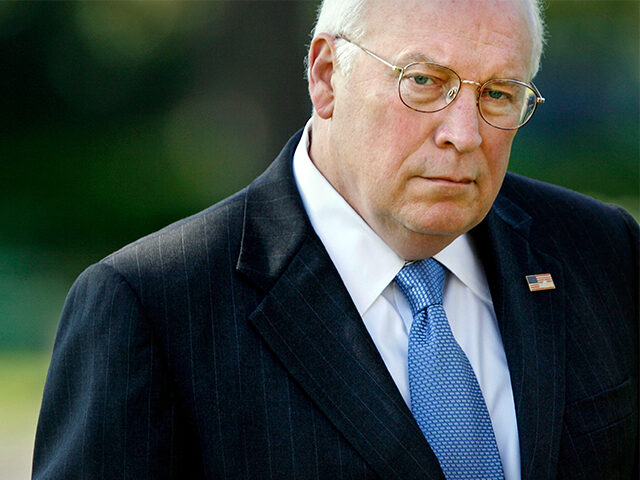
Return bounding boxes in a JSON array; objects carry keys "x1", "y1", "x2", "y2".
[{"x1": 0, "y1": 1, "x2": 638, "y2": 478}]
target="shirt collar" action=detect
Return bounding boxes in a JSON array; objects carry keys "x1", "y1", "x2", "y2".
[
  {"x1": 293, "y1": 119, "x2": 492, "y2": 314},
  {"x1": 434, "y1": 235, "x2": 492, "y2": 304},
  {"x1": 293, "y1": 120, "x2": 405, "y2": 316}
]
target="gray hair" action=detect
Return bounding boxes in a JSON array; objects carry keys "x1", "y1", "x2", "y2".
[
  {"x1": 308, "y1": 0, "x2": 369, "y2": 78},
  {"x1": 309, "y1": 0, "x2": 546, "y2": 79}
]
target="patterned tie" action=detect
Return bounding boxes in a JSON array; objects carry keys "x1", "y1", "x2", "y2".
[{"x1": 395, "y1": 258, "x2": 504, "y2": 480}]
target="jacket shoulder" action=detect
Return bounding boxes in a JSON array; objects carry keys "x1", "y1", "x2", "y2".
[
  {"x1": 99, "y1": 188, "x2": 248, "y2": 288},
  {"x1": 97, "y1": 129, "x2": 304, "y2": 283},
  {"x1": 500, "y1": 172, "x2": 638, "y2": 235}
]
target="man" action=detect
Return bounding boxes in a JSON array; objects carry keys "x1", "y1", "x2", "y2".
[{"x1": 34, "y1": 0, "x2": 638, "y2": 479}]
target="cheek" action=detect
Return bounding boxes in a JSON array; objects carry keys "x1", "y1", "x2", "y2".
[
  {"x1": 375, "y1": 114, "x2": 430, "y2": 169},
  {"x1": 481, "y1": 132, "x2": 514, "y2": 179},
  {"x1": 360, "y1": 121, "x2": 416, "y2": 176},
  {"x1": 389, "y1": 107, "x2": 428, "y2": 139}
]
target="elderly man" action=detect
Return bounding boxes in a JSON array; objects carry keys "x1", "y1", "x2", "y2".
[{"x1": 34, "y1": 0, "x2": 637, "y2": 479}]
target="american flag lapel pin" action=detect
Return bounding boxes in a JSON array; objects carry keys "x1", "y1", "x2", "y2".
[{"x1": 526, "y1": 273, "x2": 556, "y2": 292}]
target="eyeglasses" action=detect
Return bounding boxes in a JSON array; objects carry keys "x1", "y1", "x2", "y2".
[{"x1": 337, "y1": 36, "x2": 545, "y2": 130}]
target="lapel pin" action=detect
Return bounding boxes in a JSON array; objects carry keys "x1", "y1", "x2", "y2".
[{"x1": 526, "y1": 273, "x2": 556, "y2": 292}]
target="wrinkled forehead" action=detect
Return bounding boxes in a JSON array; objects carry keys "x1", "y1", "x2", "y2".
[{"x1": 360, "y1": 0, "x2": 534, "y2": 78}]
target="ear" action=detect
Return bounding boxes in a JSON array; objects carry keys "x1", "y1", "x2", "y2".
[{"x1": 308, "y1": 34, "x2": 338, "y2": 119}]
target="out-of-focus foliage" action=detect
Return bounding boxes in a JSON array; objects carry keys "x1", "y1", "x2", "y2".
[
  {"x1": 1, "y1": 1, "x2": 313, "y2": 254},
  {"x1": 511, "y1": 0, "x2": 639, "y2": 209},
  {"x1": 0, "y1": 1, "x2": 637, "y2": 352}
]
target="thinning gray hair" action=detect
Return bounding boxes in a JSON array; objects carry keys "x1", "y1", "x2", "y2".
[{"x1": 309, "y1": 0, "x2": 546, "y2": 79}]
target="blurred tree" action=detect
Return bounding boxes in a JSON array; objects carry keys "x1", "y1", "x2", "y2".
[
  {"x1": 0, "y1": 1, "x2": 315, "y2": 255},
  {"x1": 510, "y1": 0, "x2": 639, "y2": 208}
]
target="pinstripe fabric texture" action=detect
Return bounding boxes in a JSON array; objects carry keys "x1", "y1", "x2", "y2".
[{"x1": 33, "y1": 131, "x2": 638, "y2": 479}]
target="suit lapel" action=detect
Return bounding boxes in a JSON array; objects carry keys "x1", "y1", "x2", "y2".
[
  {"x1": 472, "y1": 191, "x2": 566, "y2": 480},
  {"x1": 237, "y1": 133, "x2": 444, "y2": 480}
]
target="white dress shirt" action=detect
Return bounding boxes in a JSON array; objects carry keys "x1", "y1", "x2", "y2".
[{"x1": 292, "y1": 120, "x2": 521, "y2": 480}]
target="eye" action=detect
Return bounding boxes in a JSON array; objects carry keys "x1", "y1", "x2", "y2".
[
  {"x1": 412, "y1": 75, "x2": 435, "y2": 85},
  {"x1": 484, "y1": 89, "x2": 511, "y2": 101}
]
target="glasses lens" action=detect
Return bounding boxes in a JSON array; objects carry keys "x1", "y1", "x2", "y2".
[
  {"x1": 399, "y1": 63, "x2": 461, "y2": 113},
  {"x1": 478, "y1": 80, "x2": 538, "y2": 129}
]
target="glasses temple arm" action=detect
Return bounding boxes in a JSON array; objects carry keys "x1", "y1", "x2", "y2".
[
  {"x1": 530, "y1": 81, "x2": 545, "y2": 103},
  {"x1": 336, "y1": 35, "x2": 403, "y2": 73}
]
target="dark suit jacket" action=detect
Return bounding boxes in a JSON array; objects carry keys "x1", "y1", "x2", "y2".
[{"x1": 33, "y1": 130, "x2": 638, "y2": 479}]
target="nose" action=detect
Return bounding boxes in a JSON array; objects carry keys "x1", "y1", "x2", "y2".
[{"x1": 433, "y1": 87, "x2": 483, "y2": 153}]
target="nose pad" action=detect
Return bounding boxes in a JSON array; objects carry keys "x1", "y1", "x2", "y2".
[{"x1": 446, "y1": 86, "x2": 458, "y2": 104}]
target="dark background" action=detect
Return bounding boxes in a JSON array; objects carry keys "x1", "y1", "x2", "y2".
[{"x1": 0, "y1": 0, "x2": 637, "y2": 352}]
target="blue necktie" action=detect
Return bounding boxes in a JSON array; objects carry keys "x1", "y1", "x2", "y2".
[{"x1": 395, "y1": 258, "x2": 504, "y2": 480}]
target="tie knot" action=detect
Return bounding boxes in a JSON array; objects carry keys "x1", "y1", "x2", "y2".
[{"x1": 395, "y1": 258, "x2": 445, "y2": 316}]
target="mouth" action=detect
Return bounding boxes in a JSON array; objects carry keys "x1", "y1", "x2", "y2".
[{"x1": 421, "y1": 176, "x2": 474, "y2": 185}]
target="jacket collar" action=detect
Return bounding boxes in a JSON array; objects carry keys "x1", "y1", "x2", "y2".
[{"x1": 237, "y1": 130, "x2": 309, "y2": 290}]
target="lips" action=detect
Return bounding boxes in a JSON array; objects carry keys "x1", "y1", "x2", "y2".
[{"x1": 422, "y1": 176, "x2": 474, "y2": 184}]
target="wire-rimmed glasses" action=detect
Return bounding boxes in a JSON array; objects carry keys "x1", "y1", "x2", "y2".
[{"x1": 337, "y1": 36, "x2": 545, "y2": 130}]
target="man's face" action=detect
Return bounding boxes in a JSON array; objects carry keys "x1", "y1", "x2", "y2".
[{"x1": 314, "y1": 0, "x2": 533, "y2": 259}]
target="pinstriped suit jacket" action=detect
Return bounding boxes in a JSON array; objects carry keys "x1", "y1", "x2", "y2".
[{"x1": 34, "y1": 130, "x2": 638, "y2": 479}]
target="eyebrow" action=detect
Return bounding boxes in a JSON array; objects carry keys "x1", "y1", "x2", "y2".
[
  {"x1": 397, "y1": 52, "x2": 527, "y2": 83},
  {"x1": 400, "y1": 52, "x2": 438, "y2": 65}
]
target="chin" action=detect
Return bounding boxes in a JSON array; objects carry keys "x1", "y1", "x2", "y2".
[{"x1": 403, "y1": 214, "x2": 477, "y2": 238}]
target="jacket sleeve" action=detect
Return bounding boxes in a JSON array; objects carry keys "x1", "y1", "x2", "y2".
[
  {"x1": 618, "y1": 206, "x2": 640, "y2": 479},
  {"x1": 32, "y1": 262, "x2": 203, "y2": 479}
]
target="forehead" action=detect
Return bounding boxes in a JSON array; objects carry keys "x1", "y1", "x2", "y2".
[{"x1": 362, "y1": 0, "x2": 533, "y2": 80}]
